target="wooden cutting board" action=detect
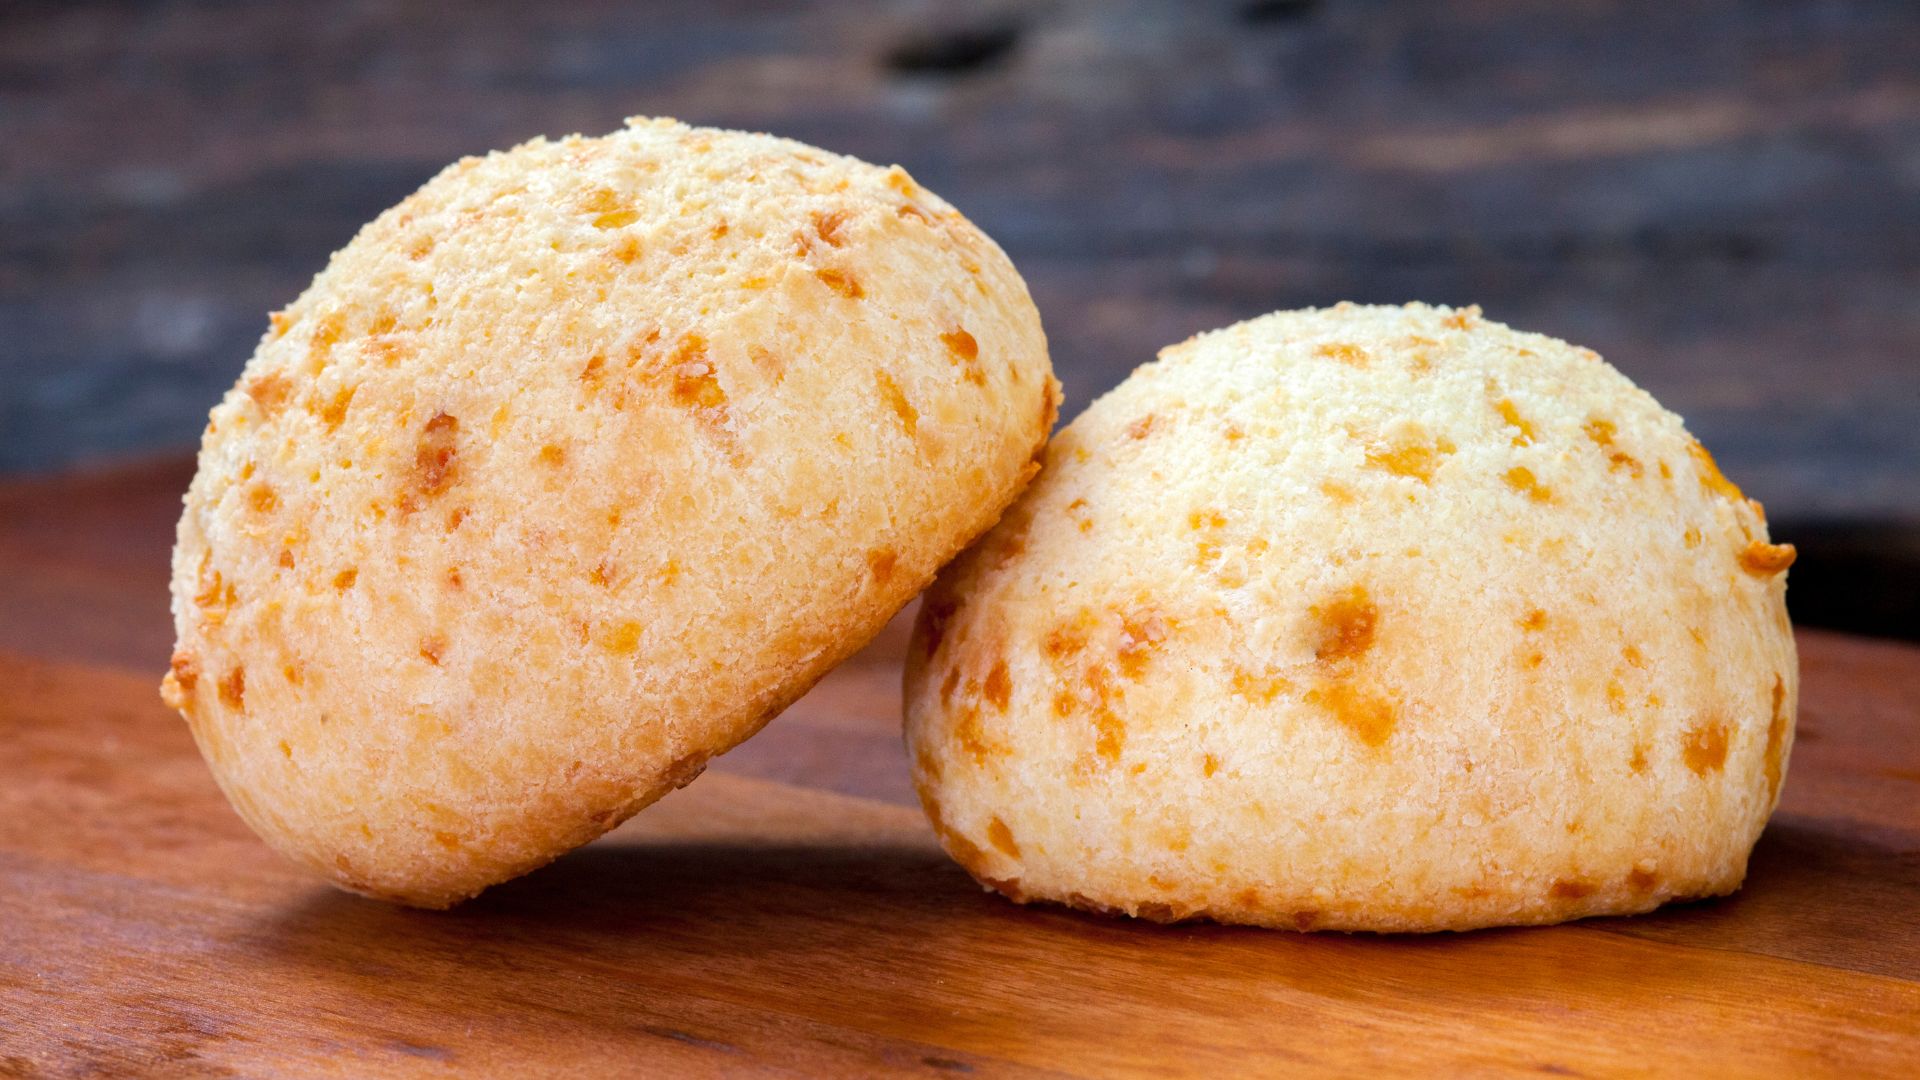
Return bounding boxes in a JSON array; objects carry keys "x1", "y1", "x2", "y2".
[{"x1": 2, "y1": 634, "x2": 1917, "y2": 1078}]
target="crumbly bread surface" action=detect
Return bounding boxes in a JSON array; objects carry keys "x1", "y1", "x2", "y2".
[
  {"x1": 905, "y1": 303, "x2": 1795, "y2": 932},
  {"x1": 164, "y1": 118, "x2": 1057, "y2": 907}
]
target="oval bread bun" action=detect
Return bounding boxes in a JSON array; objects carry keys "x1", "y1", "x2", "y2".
[
  {"x1": 904, "y1": 303, "x2": 1794, "y2": 932},
  {"x1": 164, "y1": 118, "x2": 1058, "y2": 907}
]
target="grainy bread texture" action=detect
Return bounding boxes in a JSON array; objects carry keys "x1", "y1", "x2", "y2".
[
  {"x1": 163, "y1": 118, "x2": 1058, "y2": 907},
  {"x1": 905, "y1": 303, "x2": 1796, "y2": 932}
]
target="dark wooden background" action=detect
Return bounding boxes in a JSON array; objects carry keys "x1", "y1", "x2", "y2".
[{"x1": 3, "y1": 0, "x2": 1917, "y2": 633}]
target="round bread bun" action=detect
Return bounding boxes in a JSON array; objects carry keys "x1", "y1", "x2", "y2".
[
  {"x1": 163, "y1": 118, "x2": 1058, "y2": 907},
  {"x1": 904, "y1": 302, "x2": 1795, "y2": 932}
]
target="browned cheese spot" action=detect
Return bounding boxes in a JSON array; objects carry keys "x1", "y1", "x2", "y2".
[
  {"x1": 940, "y1": 327, "x2": 984, "y2": 385},
  {"x1": 413, "y1": 412, "x2": 460, "y2": 500},
  {"x1": 218, "y1": 666, "x2": 246, "y2": 712},
  {"x1": 600, "y1": 621, "x2": 642, "y2": 655},
  {"x1": 1043, "y1": 612, "x2": 1091, "y2": 665},
  {"x1": 924, "y1": 324, "x2": 980, "y2": 369},
  {"x1": 1189, "y1": 508, "x2": 1226, "y2": 565},
  {"x1": 1086, "y1": 664, "x2": 1126, "y2": 761},
  {"x1": 1584, "y1": 417, "x2": 1643, "y2": 476},
  {"x1": 1605, "y1": 679, "x2": 1627, "y2": 713},
  {"x1": 282, "y1": 663, "x2": 302, "y2": 686},
  {"x1": 815, "y1": 267, "x2": 864, "y2": 298},
  {"x1": 874, "y1": 370, "x2": 918, "y2": 437},
  {"x1": 983, "y1": 660, "x2": 1012, "y2": 711},
  {"x1": 307, "y1": 311, "x2": 345, "y2": 367},
  {"x1": 1739, "y1": 540, "x2": 1797, "y2": 578},
  {"x1": 668, "y1": 335, "x2": 727, "y2": 419},
  {"x1": 1125, "y1": 414, "x2": 1156, "y2": 440},
  {"x1": 1629, "y1": 744, "x2": 1649, "y2": 773},
  {"x1": 1550, "y1": 878, "x2": 1596, "y2": 900},
  {"x1": 1688, "y1": 440, "x2": 1746, "y2": 501},
  {"x1": 1364, "y1": 430, "x2": 1456, "y2": 483},
  {"x1": 593, "y1": 208, "x2": 640, "y2": 230},
  {"x1": 1202, "y1": 753, "x2": 1220, "y2": 778},
  {"x1": 1682, "y1": 720, "x2": 1730, "y2": 776},
  {"x1": 1443, "y1": 306, "x2": 1481, "y2": 330},
  {"x1": 1117, "y1": 610, "x2": 1169, "y2": 679},
  {"x1": 1313, "y1": 587, "x2": 1378, "y2": 664},
  {"x1": 986, "y1": 817, "x2": 1021, "y2": 858},
  {"x1": 1520, "y1": 608, "x2": 1547, "y2": 632},
  {"x1": 332, "y1": 567, "x2": 358, "y2": 592},
  {"x1": 538, "y1": 444, "x2": 566, "y2": 467},
  {"x1": 1683, "y1": 526, "x2": 1703, "y2": 549},
  {"x1": 1291, "y1": 909, "x2": 1322, "y2": 931},
  {"x1": 734, "y1": 348, "x2": 779, "y2": 387},
  {"x1": 419, "y1": 636, "x2": 446, "y2": 665},
  {"x1": 611, "y1": 234, "x2": 642, "y2": 263},
  {"x1": 168, "y1": 651, "x2": 200, "y2": 696},
  {"x1": 1231, "y1": 667, "x2": 1291, "y2": 703},
  {"x1": 1495, "y1": 398, "x2": 1535, "y2": 446},
  {"x1": 866, "y1": 547, "x2": 897, "y2": 585},
  {"x1": 588, "y1": 561, "x2": 614, "y2": 588},
  {"x1": 246, "y1": 372, "x2": 292, "y2": 415},
  {"x1": 812, "y1": 209, "x2": 850, "y2": 246},
  {"x1": 580, "y1": 354, "x2": 606, "y2": 384},
  {"x1": 1066, "y1": 497, "x2": 1093, "y2": 533},
  {"x1": 1623, "y1": 644, "x2": 1646, "y2": 668},
  {"x1": 1764, "y1": 675, "x2": 1789, "y2": 802},
  {"x1": 1050, "y1": 691, "x2": 1076, "y2": 718},
  {"x1": 955, "y1": 704, "x2": 994, "y2": 765},
  {"x1": 1504, "y1": 465, "x2": 1552, "y2": 503},
  {"x1": 318, "y1": 385, "x2": 356, "y2": 431},
  {"x1": 1307, "y1": 682, "x2": 1397, "y2": 747},
  {"x1": 268, "y1": 310, "x2": 294, "y2": 338},
  {"x1": 1320, "y1": 480, "x2": 1356, "y2": 505},
  {"x1": 248, "y1": 483, "x2": 277, "y2": 514},
  {"x1": 1314, "y1": 342, "x2": 1369, "y2": 366},
  {"x1": 276, "y1": 548, "x2": 295, "y2": 570}
]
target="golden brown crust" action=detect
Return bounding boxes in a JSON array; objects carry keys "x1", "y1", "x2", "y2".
[
  {"x1": 166, "y1": 118, "x2": 1056, "y2": 907},
  {"x1": 905, "y1": 302, "x2": 1795, "y2": 933}
]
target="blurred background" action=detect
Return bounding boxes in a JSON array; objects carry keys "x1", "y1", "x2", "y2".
[{"x1": 2, "y1": 0, "x2": 1917, "y2": 641}]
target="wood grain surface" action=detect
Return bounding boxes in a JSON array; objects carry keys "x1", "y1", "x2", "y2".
[
  {"x1": 4, "y1": 0, "x2": 1918, "y2": 531},
  {"x1": 2, "y1": 466, "x2": 1918, "y2": 1075}
]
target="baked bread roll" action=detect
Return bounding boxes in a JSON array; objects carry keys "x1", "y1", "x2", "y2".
[
  {"x1": 905, "y1": 303, "x2": 1794, "y2": 932},
  {"x1": 163, "y1": 118, "x2": 1057, "y2": 907}
]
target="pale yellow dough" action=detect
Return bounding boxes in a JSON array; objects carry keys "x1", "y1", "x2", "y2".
[
  {"x1": 905, "y1": 303, "x2": 1795, "y2": 932},
  {"x1": 165, "y1": 118, "x2": 1057, "y2": 907}
]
